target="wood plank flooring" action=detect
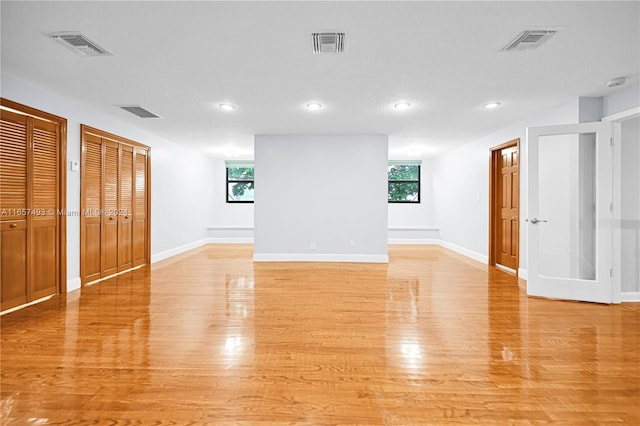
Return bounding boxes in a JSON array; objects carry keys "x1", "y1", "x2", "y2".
[{"x1": 1, "y1": 245, "x2": 639, "y2": 425}]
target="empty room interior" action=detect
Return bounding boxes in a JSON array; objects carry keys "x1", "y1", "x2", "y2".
[{"x1": 1, "y1": 1, "x2": 640, "y2": 424}]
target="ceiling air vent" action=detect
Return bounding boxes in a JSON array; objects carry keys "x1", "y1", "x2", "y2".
[
  {"x1": 502, "y1": 30, "x2": 557, "y2": 52},
  {"x1": 312, "y1": 32, "x2": 345, "y2": 54},
  {"x1": 45, "y1": 31, "x2": 112, "y2": 56},
  {"x1": 118, "y1": 106, "x2": 162, "y2": 119}
]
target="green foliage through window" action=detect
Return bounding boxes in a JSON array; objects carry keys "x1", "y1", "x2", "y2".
[
  {"x1": 388, "y1": 164, "x2": 420, "y2": 203},
  {"x1": 226, "y1": 165, "x2": 254, "y2": 203}
]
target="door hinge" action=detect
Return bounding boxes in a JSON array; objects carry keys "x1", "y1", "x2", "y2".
[
  {"x1": 610, "y1": 202, "x2": 613, "y2": 212},
  {"x1": 610, "y1": 137, "x2": 613, "y2": 147},
  {"x1": 610, "y1": 268, "x2": 613, "y2": 278}
]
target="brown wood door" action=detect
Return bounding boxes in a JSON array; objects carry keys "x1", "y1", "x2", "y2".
[
  {"x1": 132, "y1": 148, "x2": 147, "y2": 267},
  {"x1": 30, "y1": 118, "x2": 59, "y2": 300},
  {"x1": 102, "y1": 140, "x2": 119, "y2": 277},
  {"x1": 118, "y1": 145, "x2": 133, "y2": 271},
  {"x1": 1, "y1": 103, "x2": 63, "y2": 311},
  {"x1": 82, "y1": 133, "x2": 103, "y2": 283},
  {"x1": 0, "y1": 110, "x2": 28, "y2": 310},
  {"x1": 497, "y1": 146, "x2": 519, "y2": 270},
  {"x1": 81, "y1": 125, "x2": 150, "y2": 285}
]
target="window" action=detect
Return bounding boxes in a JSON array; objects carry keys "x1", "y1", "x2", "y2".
[
  {"x1": 388, "y1": 160, "x2": 420, "y2": 203},
  {"x1": 226, "y1": 161, "x2": 254, "y2": 203}
]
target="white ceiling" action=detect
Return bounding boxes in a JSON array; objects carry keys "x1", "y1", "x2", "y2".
[{"x1": 2, "y1": 1, "x2": 639, "y2": 158}]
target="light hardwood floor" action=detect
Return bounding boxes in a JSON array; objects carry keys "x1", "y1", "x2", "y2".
[{"x1": 1, "y1": 245, "x2": 639, "y2": 425}]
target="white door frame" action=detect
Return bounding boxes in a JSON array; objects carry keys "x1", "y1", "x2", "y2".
[{"x1": 603, "y1": 106, "x2": 640, "y2": 303}]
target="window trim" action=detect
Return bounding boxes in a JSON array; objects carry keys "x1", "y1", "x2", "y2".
[
  {"x1": 388, "y1": 162, "x2": 421, "y2": 204},
  {"x1": 226, "y1": 162, "x2": 254, "y2": 204}
]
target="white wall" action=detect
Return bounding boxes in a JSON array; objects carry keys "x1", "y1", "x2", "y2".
[
  {"x1": 432, "y1": 86, "x2": 639, "y2": 277},
  {"x1": 620, "y1": 115, "x2": 640, "y2": 293},
  {"x1": 254, "y1": 134, "x2": 388, "y2": 262},
  {"x1": 1, "y1": 74, "x2": 214, "y2": 290},
  {"x1": 209, "y1": 156, "x2": 438, "y2": 243},
  {"x1": 432, "y1": 99, "x2": 579, "y2": 273},
  {"x1": 604, "y1": 83, "x2": 640, "y2": 117}
]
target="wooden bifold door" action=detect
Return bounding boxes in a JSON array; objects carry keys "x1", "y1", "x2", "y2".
[
  {"x1": 1, "y1": 99, "x2": 67, "y2": 312},
  {"x1": 81, "y1": 125, "x2": 149, "y2": 285}
]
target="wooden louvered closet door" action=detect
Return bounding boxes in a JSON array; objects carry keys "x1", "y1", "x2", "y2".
[
  {"x1": 81, "y1": 125, "x2": 149, "y2": 285},
  {"x1": 1, "y1": 101, "x2": 65, "y2": 312},
  {"x1": 118, "y1": 145, "x2": 133, "y2": 271},
  {"x1": 102, "y1": 140, "x2": 119, "y2": 277},
  {"x1": 82, "y1": 133, "x2": 103, "y2": 283},
  {"x1": 0, "y1": 110, "x2": 29, "y2": 310},
  {"x1": 30, "y1": 118, "x2": 59, "y2": 300},
  {"x1": 132, "y1": 148, "x2": 147, "y2": 267}
]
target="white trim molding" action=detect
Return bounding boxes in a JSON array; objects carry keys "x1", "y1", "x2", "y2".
[
  {"x1": 437, "y1": 240, "x2": 489, "y2": 264},
  {"x1": 151, "y1": 239, "x2": 209, "y2": 264},
  {"x1": 602, "y1": 106, "x2": 640, "y2": 122},
  {"x1": 208, "y1": 237, "x2": 254, "y2": 244},
  {"x1": 388, "y1": 238, "x2": 440, "y2": 245},
  {"x1": 518, "y1": 268, "x2": 529, "y2": 280},
  {"x1": 620, "y1": 292, "x2": 640, "y2": 303},
  {"x1": 67, "y1": 277, "x2": 82, "y2": 292},
  {"x1": 207, "y1": 226, "x2": 254, "y2": 242},
  {"x1": 253, "y1": 253, "x2": 389, "y2": 263}
]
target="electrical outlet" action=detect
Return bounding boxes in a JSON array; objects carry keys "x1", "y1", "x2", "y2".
[
  {"x1": 349, "y1": 240, "x2": 355, "y2": 248},
  {"x1": 310, "y1": 242, "x2": 316, "y2": 250}
]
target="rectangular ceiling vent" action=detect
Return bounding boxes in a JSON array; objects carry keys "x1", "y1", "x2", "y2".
[
  {"x1": 312, "y1": 32, "x2": 345, "y2": 54},
  {"x1": 118, "y1": 106, "x2": 162, "y2": 119},
  {"x1": 502, "y1": 30, "x2": 557, "y2": 52},
  {"x1": 45, "y1": 31, "x2": 112, "y2": 56}
]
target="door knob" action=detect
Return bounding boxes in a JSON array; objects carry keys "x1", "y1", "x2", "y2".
[{"x1": 528, "y1": 218, "x2": 547, "y2": 224}]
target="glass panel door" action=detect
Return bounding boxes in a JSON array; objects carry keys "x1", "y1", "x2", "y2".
[{"x1": 527, "y1": 122, "x2": 613, "y2": 303}]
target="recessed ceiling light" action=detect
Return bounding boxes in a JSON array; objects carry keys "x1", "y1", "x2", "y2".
[
  {"x1": 393, "y1": 102, "x2": 412, "y2": 110},
  {"x1": 305, "y1": 102, "x2": 323, "y2": 111},
  {"x1": 484, "y1": 101, "x2": 502, "y2": 109},
  {"x1": 219, "y1": 103, "x2": 236, "y2": 111}
]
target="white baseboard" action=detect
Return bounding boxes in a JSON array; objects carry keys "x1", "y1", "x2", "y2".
[
  {"x1": 67, "y1": 277, "x2": 81, "y2": 292},
  {"x1": 207, "y1": 237, "x2": 254, "y2": 244},
  {"x1": 151, "y1": 238, "x2": 209, "y2": 264},
  {"x1": 253, "y1": 253, "x2": 389, "y2": 263},
  {"x1": 388, "y1": 238, "x2": 440, "y2": 245},
  {"x1": 495, "y1": 263, "x2": 517, "y2": 274},
  {"x1": 437, "y1": 240, "x2": 488, "y2": 264},
  {"x1": 518, "y1": 268, "x2": 528, "y2": 280},
  {"x1": 620, "y1": 291, "x2": 640, "y2": 302}
]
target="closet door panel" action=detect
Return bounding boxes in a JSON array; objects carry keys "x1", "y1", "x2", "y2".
[
  {"x1": 133, "y1": 148, "x2": 147, "y2": 267},
  {"x1": 31, "y1": 119, "x2": 58, "y2": 299},
  {"x1": 118, "y1": 145, "x2": 133, "y2": 271},
  {"x1": 32, "y1": 224, "x2": 57, "y2": 299},
  {"x1": 0, "y1": 110, "x2": 28, "y2": 310},
  {"x1": 83, "y1": 134, "x2": 102, "y2": 283},
  {"x1": 1, "y1": 222, "x2": 27, "y2": 310},
  {"x1": 102, "y1": 140, "x2": 119, "y2": 276}
]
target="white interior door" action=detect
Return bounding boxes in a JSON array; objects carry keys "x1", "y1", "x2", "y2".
[{"x1": 527, "y1": 121, "x2": 613, "y2": 303}]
